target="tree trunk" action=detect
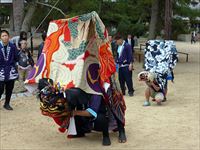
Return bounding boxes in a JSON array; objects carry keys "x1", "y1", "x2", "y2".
[
  {"x1": 148, "y1": 0, "x2": 159, "y2": 40},
  {"x1": 9, "y1": 8, "x2": 14, "y2": 35},
  {"x1": 12, "y1": 0, "x2": 24, "y2": 35},
  {"x1": 21, "y1": 3, "x2": 37, "y2": 32},
  {"x1": 164, "y1": 0, "x2": 172, "y2": 40}
]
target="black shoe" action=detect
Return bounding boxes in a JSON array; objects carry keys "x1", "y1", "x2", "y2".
[
  {"x1": 3, "y1": 105, "x2": 13, "y2": 110},
  {"x1": 102, "y1": 136, "x2": 111, "y2": 146},
  {"x1": 129, "y1": 93, "x2": 134, "y2": 97},
  {"x1": 162, "y1": 97, "x2": 167, "y2": 102},
  {"x1": 128, "y1": 91, "x2": 134, "y2": 97},
  {"x1": 119, "y1": 130, "x2": 127, "y2": 143}
]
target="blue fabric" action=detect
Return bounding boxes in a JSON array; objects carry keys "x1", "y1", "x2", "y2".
[
  {"x1": 89, "y1": 95, "x2": 101, "y2": 114},
  {"x1": 125, "y1": 38, "x2": 135, "y2": 50},
  {"x1": 116, "y1": 64, "x2": 119, "y2": 72},
  {"x1": 86, "y1": 108, "x2": 97, "y2": 118},
  {"x1": 116, "y1": 43, "x2": 133, "y2": 66},
  {"x1": 144, "y1": 40, "x2": 178, "y2": 92},
  {"x1": 0, "y1": 41, "x2": 19, "y2": 81},
  {"x1": 117, "y1": 45, "x2": 123, "y2": 55},
  {"x1": 38, "y1": 42, "x2": 44, "y2": 60},
  {"x1": 118, "y1": 66, "x2": 134, "y2": 93},
  {"x1": 84, "y1": 94, "x2": 102, "y2": 119},
  {"x1": 167, "y1": 71, "x2": 173, "y2": 80}
]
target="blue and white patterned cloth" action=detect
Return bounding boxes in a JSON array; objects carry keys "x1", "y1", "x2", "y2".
[{"x1": 144, "y1": 40, "x2": 178, "y2": 92}]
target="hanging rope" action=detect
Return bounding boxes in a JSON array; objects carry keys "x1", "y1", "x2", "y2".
[{"x1": 29, "y1": 0, "x2": 61, "y2": 38}]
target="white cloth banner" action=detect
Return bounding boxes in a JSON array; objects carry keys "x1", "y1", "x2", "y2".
[{"x1": 67, "y1": 117, "x2": 77, "y2": 135}]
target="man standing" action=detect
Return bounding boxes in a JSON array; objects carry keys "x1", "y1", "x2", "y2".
[
  {"x1": 108, "y1": 35, "x2": 117, "y2": 61},
  {"x1": 115, "y1": 35, "x2": 134, "y2": 96},
  {"x1": 0, "y1": 30, "x2": 19, "y2": 110},
  {"x1": 125, "y1": 34, "x2": 135, "y2": 53},
  {"x1": 37, "y1": 31, "x2": 47, "y2": 60}
]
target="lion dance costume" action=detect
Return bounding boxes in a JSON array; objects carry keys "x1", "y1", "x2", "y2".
[{"x1": 25, "y1": 11, "x2": 126, "y2": 136}]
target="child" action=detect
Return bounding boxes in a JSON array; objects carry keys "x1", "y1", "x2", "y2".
[{"x1": 18, "y1": 40, "x2": 34, "y2": 92}]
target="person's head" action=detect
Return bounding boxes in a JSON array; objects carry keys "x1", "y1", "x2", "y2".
[
  {"x1": 127, "y1": 34, "x2": 132, "y2": 39},
  {"x1": 138, "y1": 71, "x2": 155, "y2": 82},
  {"x1": 42, "y1": 31, "x2": 47, "y2": 41},
  {"x1": 20, "y1": 31, "x2": 27, "y2": 40},
  {"x1": 19, "y1": 39, "x2": 28, "y2": 50},
  {"x1": 115, "y1": 35, "x2": 123, "y2": 46},
  {"x1": 108, "y1": 35, "x2": 112, "y2": 42},
  {"x1": 0, "y1": 30, "x2": 10, "y2": 45},
  {"x1": 138, "y1": 71, "x2": 148, "y2": 81}
]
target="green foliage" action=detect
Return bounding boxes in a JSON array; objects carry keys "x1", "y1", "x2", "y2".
[
  {"x1": 1, "y1": 0, "x2": 199, "y2": 38},
  {"x1": 0, "y1": 5, "x2": 11, "y2": 15},
  {"x1": 171, "y1": 18, "x2": 190, "y2": 39},
  {"x1": 174, "y1": 3, "x2": 200, "y2": 19},
  {"x1": 0, "y1": 5, "x2": 11, "y2": 25}
]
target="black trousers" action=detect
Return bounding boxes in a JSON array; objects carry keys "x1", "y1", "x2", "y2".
[
  {"x1": 118, "y1": 66, "x2": 134, "y2": 94},
  {"x1": 93, "y1": 113, "x2": 109, "y2": 137},
  {"x1": 0, "y1": 80, "x2": 15, "y2": 106},
  {"x1": 75, "y1": 113, "x2": 109, "y2": 137}
]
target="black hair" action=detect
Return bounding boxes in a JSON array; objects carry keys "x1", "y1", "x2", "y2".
[
  {"x1": 18, "y1": 39, "x2": 27, "y2": 48},
  {"x1": 20, "y1": 31, "x2": 27, "y2": 40},
  {"x1": 38, "y1": 78, "x2": 54, "y2": 91},
  {"x1": 0, "y1": 30, "x2": 9, "y2": 36},
  {"x1": 114, "y1": 35, "x2": 123, "y2": 40},
  {"x1": 42, "y1": 31, "x2": 47, "y2": 41}
]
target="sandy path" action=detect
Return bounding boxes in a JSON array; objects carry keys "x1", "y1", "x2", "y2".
[{"x1": 0, "y1": 41, "x2": 199, "y2": 150}]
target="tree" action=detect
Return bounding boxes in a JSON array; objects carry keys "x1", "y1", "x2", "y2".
[
  {"x1": 164, "y1": 0, "x2": 173, "y2": 40},
  {"x1": 1, "y1": 0, "x2": 198, "y2": 39},
  {"x1": 12, "y1": 0, "x2": 24, "y2": 35},
  {"x1": 148, "y1": 0, "x2": 159, "y2": 39},
  {"x1": 21, "y1": 2, "x2": 37, "y2": 32}
]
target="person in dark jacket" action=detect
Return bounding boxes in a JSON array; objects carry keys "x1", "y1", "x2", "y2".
[
  {"x1": 108, "y1": 35, "x2": 117, "y2": 61},
  {"x1": 0, "y1": 30, "x2": 19, "y2": 110},
  {"x1": 18, "y1": 39, "x2": 34, "y2": 92},
  {"x1": 125, "y1": 34, "x2": 135, "y2": 53},
  {"x1": 37, "y1": 31, "x2": 47, "y2": 60},
  {"x1": 115, "y1": 35, "x2": 134, "y2": 96}
]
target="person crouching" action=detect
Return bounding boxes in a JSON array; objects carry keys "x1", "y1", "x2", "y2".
[{"x1": 138, "y1": 71, "x2": 164, "y2": 106}]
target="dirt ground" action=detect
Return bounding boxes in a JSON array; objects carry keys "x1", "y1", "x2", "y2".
[{"x1": 0, "y1": 41, "x2": 199, "y2": 150}]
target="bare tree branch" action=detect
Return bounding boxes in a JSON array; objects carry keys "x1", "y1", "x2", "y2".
[{"x1": 36, "y1": 1, "x2": 66, "y2": 17}]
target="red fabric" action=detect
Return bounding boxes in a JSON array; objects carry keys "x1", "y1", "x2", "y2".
[
  {"x1": 64, "y1": 22, "x2": 71, "y2": 42},
  {"x1": 53, "y1": 117, "x2": 63, "y2": 126},
  {"x1": 53, "y1": 117, "x2": 67, "y2": 133},
  {"x1": 99, "y1": 43, "x2": 116, "y2": 83}
]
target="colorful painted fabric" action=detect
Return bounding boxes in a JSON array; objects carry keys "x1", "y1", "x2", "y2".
[
  {"x1": 109, "y1": 75, "x2": 126, "y2": 125},
  {"x1": 25, "y1": 11, "x2": 116, "y2": 95},
  {"x1": 144, "y1": 40, "x2": 178, "y2": 91}
]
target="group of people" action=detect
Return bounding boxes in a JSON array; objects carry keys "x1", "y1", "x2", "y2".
[{"x1": 0, "y1": 29, "x2": 128, "y2": 146}]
